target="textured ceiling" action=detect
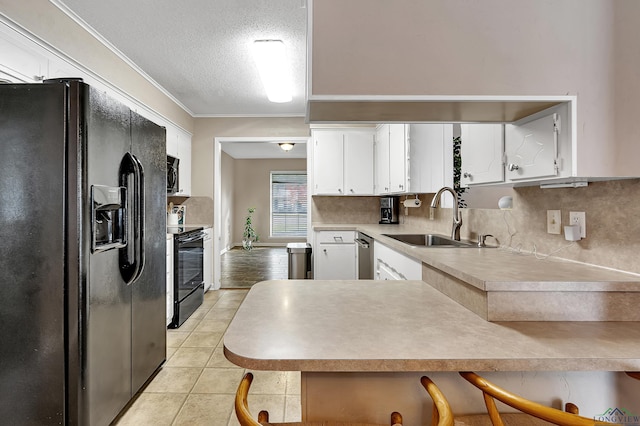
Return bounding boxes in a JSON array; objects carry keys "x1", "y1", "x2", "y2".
[{"x1": 58, "y1": 0, "x2": 308, "y2": 117}]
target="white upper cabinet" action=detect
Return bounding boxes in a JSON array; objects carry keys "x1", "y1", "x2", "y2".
[
  {"x1": 313, "y1": 130, "x2": 345, "y2": 195},
  {"x1": 388, "y1": 124, "x2": 408, "y2": 193},
  {"x1": 375, "y1": 123, "x2": 453, "y2": 196},
  {"x1": 176, "y1": 131, "x2": 192, "y2": 196},
  {"x1": 166, "y1": 127, "x2": 192, "y2": 196},
  {"x1": 375, "y1": 124, "x2": 406, "y2": 194},
  {"x1": 0, "y1": 34, "x2": 47, "y2": 82},
  {"x1": 409, "y1": 124, "x2": 453, "y2": 194},
  {"x1": 343, "y1": 131, "x2": 374, "y2": 195},
  {"x1": 166, "y1": 127, "x2": 179, "y2": 157},
  {"x1": 505, "y1": 103, "x2": 570, "y2": 182},
  {"x1": 313, "y1": 128, "x2": 374, "y2": 195},
  {"x1": 459, "y1": 103, "x2": 571, "y2": 186},
  {"x1": 374, "y1": 125, "x2": 390, "y2": 194},
  {"x1": 460, "y1": 124, "x2": 504, "y2": 186}
]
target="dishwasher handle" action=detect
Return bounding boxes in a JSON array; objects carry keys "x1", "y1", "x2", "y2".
[{"x1": 354, "y1": 238, "x2": 370, "y2": 249}]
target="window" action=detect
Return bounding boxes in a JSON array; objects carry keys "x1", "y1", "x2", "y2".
[{"x1": 271, "y1": 172, "x2": 307, "y2": 237}]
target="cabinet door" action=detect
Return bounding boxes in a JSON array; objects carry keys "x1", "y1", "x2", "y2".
[
  {"x1": 203, "y1": 229, "x2": 213, "y2": 291},
  {"x1": 313, "y1": 130, "x2": 344, "y2": 195},
  {"x1": 166, "y1": 127, "x2": 179, "y2": 157},
  {"x1": 505, "y1": 111, "x2": 560, "y2": 181},
  {"x1": 376, "y1": 261, "x2": 400, "y2": 280},
  {"x1": 375, "y1": 125, "x2": 390, "y2": 194},
  {"x1": 0, "y1": 35, "x2": 47, "y2": 82},
  {"x1": 176, "y1": 131, "x2": 191, "y2": 195},
  {"x1": 408, "y1": 124, "x2": 453, "y2": 194},
  {"x1": 315, "y1": 244, "x2": 356, "y2": 280},
  {"x1": 166, "y1": 236, "x2": 174, "y2": 326},
  {"x1": 460, "y1": 124, "x2": 504, "y2": 185},
  {"x1": 388, "y1": 124, "x2": 407, "y2": 193},
  {"x1": 344, "y1": 131, "x2": 374, "y2": 195}
]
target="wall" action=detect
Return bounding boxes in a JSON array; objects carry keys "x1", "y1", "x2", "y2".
[
  {"x1": 192, "y1": 117, "x2": 310, "y2": 200},
  {"x1": 0, "y1": 0, "x2": 194, "y2": 132},
  {"x1": 220, "y1": 151, "x2": 235, "y2": 251},
  {"x1": 310, "y1": 0, "x2": 640, "y2": 178},
  {"x1": 312, "y1": 179, "x2": 640, "y2": 275},
  {"x1": 181, "y1": 196, "x2": 213, "y2": 227},
  {"x1": 232, "y1": 158, "x2": 307, "y2": 246}
]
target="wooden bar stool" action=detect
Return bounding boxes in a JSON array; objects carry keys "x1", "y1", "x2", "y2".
[
  {"x1": 626, "y1": 371, "x2": 640, "y2": 381},
  {"x1": 420, "y1": 376, "x2": 454, "y2": 426},
  {"x1": 459, "y1": 372, "x2": 620, "y2": 426},
  {"x1": 235, "y1": 372, "x2": 403, "y2": 426}
]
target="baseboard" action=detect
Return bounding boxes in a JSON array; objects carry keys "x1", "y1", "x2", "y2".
[{"x1": 230, "y1": 242, "x2": 289, "y2": 248}]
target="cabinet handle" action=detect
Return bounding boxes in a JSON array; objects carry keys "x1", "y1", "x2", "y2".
[
  {"x1": 508, "y1": 164, "x2": 520, "y2": 171},
  {"x1": 350, "y1": 188, "x2": 354, "y2": 193},
  {"x1": 463, "y1": 172, "x2": 471, "y2": 178},
  {"x1": 338, "y1": 188, "x2": 343, "y2": 193},
  {"x1": 323, "y1": 249, "x2": 327, "y2": 253}
]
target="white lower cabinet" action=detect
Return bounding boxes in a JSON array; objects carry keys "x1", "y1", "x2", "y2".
[
  {"x1": 203, "y1": 228, "x2": 213, "y2": 291},
  {"x1": 314, "y1": 231, "x2": 357, "y2": 280},
  {"x1": 166, "y1": 234, "x2": 174, "y2": 326},
  {"x1": 374, "y1": 242, "x2": 421, "y2": 281}
]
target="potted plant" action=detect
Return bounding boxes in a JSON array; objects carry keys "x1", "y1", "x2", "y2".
[{"x1": 242, "y1": 207, "x2": 259, "y2": 250}]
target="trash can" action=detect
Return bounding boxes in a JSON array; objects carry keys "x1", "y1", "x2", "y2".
[{"x1": 287, "y1": 243, "x2": 312, "y2": 279}]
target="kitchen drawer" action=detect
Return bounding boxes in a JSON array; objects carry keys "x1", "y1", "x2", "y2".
[{"x1": 316, "y1": 230, "x2": 356, "y2": 244}]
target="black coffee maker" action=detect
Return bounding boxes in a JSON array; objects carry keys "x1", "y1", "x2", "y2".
[{"x1": 379, "y1": 196, "x2": 400, "y2": 224}]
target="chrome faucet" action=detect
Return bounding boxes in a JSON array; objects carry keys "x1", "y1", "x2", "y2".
[{"x1": 429, "y1": 187, "x2": 462, "y2": 241}]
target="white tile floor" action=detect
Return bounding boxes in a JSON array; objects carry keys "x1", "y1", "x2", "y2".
[{"x1": 113, "y1": 289, "x2": 301, "y2": 426}]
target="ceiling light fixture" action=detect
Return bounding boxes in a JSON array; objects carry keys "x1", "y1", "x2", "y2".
[
  {"x1": 252, "y1": 40, "x2": 293, "y2": 103},
  {"x1": 279, "y1": 142, "x2": 295, "y2": 152}
]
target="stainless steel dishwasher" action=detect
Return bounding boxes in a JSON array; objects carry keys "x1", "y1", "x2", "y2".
[{"x1": 355, "y1": 232, "x2": 373, "y2": 279}]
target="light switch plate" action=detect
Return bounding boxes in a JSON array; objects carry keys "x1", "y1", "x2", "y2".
[{"x1": 547, "y1": 210, "x2": 561, "y2": 234}]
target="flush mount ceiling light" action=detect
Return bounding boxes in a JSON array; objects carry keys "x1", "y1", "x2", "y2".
[
  {"x1": 278, "y1": 142, "x2": 295, "y2": 152},
  {"x1": 252, "y1": 40, "x2": 293, "y2": 103}
]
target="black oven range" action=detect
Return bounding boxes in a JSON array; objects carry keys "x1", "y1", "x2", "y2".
[{"x1": 168, "y1": 226, "x2": 205, "y2": 328}]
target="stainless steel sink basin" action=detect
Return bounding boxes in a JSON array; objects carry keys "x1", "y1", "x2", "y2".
[{"x1": 382, "y1": 233, "x2": 476, "y2": 247}]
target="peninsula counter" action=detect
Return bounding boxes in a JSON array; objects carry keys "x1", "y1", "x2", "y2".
[{"x1": 223, "y1": 280, "x2": 640, "y2": 423}]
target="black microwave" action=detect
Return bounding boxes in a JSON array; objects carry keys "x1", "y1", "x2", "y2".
[{"x1": 167, "y1": 155, "x2": 180, "y2": 194}]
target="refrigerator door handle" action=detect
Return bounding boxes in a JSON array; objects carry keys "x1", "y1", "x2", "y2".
[{"x1": 119, "y1": 152, "x2": 145, "y2": 284}]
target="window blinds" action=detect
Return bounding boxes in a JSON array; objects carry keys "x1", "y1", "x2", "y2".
[{"x1": 271, "y1": 172, "x2": 307, "y2": 237}]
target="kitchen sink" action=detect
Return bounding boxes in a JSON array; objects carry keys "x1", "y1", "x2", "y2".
[{"x1": 382, "y1": 233, "x2": 476, "y2": 248}]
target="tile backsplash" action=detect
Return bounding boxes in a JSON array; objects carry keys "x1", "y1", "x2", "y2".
[
  {"x1": 172, "y1": 196, "x2": 214, "y2": 226},
  {"x1": 312, "y1": 179, "x2": 640, "y2": 274}
]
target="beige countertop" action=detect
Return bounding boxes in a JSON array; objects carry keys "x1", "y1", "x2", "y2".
[
  {"x1": 223, "y1": 280, "x2": 640, "y2": 372},
  {"x1": 313, "y1": 223, "x2": 640, "y2": 292}
]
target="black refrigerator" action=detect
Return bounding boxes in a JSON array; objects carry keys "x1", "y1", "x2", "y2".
[{"x1": 0, "y1": 79, "x2": 167, "y2": 425}]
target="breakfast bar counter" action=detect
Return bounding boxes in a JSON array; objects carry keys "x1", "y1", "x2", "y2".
[
  {"x1": 223, "y1": 280, "x2": 640, "y2": 423},
  {"x1": 223, "y1": 280, "x2": 640, "y2": 372}
]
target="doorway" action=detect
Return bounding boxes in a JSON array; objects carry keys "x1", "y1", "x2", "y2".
[{"x1": 213, "y1": 137, "x2": 310, "y2": 290}]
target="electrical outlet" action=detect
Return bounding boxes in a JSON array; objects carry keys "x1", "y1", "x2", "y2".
[
  {"x1": 569, "y1": 211, "x2": 586, "y2": 238},
  {"x1": 547, "y1": 210, "x2": 561, "y2": 234}
]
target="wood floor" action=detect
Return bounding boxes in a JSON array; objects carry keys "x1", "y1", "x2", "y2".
[{"x1": 220, "y1": 247, "x2": 288, "y2": 288}]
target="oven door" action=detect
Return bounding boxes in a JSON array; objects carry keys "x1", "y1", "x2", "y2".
[{"x1": 176, "y1": 231, "x2": 204, "y2": 302}]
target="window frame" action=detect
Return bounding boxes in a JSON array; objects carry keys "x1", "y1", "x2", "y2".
[{"x1": 269, "y1": 171, "x2": 308, "y2": 238}]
